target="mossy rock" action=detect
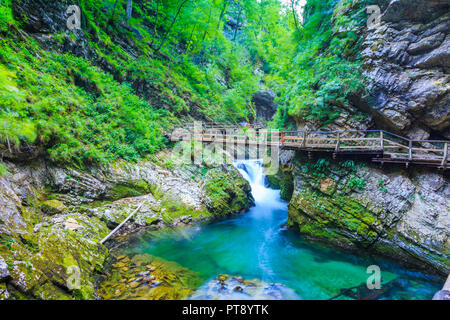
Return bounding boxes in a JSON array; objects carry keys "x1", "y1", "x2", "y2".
[
  {"x1": 41, "y1": 200, "x2": 67, "y2": 215},
  {"x1": 288, "y1": 190, "x2": 382, "y2": 248},
  {"x1": 108, "y1": 180, "x2": 152, "y2": 200},
  {"x1": 203, "y1": 166, "x2": 254, "y2": 216},
  {"x1": 266, "y1": 169, "x2": 294, "y2": 201}
]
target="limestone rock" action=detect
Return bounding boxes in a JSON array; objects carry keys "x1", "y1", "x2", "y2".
[
  {"x1": 41, "y1": 200, "x2": 67, "y2": 215},
  {"x1": 0, "y1": 257, "x2": 10, "y2": 281},
  {"x1": 287, "y1": 157, "x2": 449, "y2": 275},
  {"x1": 252, "y1": 90, "x2": 277, "y2": 121},
  {"x1": 361, "y1": 2, "x2": 450, "y2": 138}
]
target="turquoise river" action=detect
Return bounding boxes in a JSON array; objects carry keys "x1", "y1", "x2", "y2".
[{"x1": 120, "y1": 160, "x2": 443, "y2": 300}]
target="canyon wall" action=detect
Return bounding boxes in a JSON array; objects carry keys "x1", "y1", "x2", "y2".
[{"x1": 286, "y1": 0, "x2": 449, "y2": 276}]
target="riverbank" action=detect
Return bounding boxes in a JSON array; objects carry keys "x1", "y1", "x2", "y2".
[
  {"x1": 0, "y1": 153, "x2": 254, "y2": 300},
  {"x1": 269, "y1": 151, "x2": 449, "y2": 277}
]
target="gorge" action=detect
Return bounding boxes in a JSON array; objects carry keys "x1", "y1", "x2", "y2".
[{"x1": 0, "y1": 0, "x2": 448, "y2": 300}]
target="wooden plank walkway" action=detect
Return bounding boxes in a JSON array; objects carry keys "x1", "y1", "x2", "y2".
[{"x1": 170, "y1": 127, "x2": 449, "y2": 170}]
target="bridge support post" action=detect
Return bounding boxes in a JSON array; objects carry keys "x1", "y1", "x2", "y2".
[
  {"x1": 380, "y1": 131, "x2": 384, "y2": 152},
  {"x1": 409, "y1": 140, "x2": 413, "y2": 160},
  {"x1": 335, "y1": 132, "x2": 340, "y2": 153},
  {"x1": 442, "y1": 143, "x2": 448, "y2": 169}
]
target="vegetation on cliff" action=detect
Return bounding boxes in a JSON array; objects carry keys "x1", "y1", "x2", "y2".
[
  {"x1": 0, "y1": 0, "x2": 297, "y2": 167},
  {"x1": 0, "y1": 0, "x2": 448, "y2": 301},
  {"x1": 270, "y1": 0, "x2": 371, "y2": 128}
]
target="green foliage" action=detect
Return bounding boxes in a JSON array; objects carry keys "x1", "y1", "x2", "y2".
[
  {"x1": 378, "y1": 179, "x2": 388, "y2": 193},
  {"x1": 346, "y1": 175, "x2": 366, "y2": 191},
  {"x1": 271, "y1": 0, "x2": 369, "y2": 128},
  {"x1": 0, "y1": 0, "x2": 13, "y2": 32},
  {"x1": 0, "y1": 162, "x2": 8, "y2": 176}
]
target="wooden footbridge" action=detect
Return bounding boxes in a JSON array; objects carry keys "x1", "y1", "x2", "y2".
[{"x1": 170, "y1": 125, "x2": 449, "y2": 170}]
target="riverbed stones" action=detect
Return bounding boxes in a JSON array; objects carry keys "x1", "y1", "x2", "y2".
[
  {"x1": 191, "y1": 275, "x2": 299, "y2": 300},
  {"x1": 98, "y1": 254, "x2": 202, "y2": 300}
]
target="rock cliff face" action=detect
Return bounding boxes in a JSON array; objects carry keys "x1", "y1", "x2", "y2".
[
  {"x1": 0, "y1": 158, "x2": 253, "y2": 299},
  {"x1": 286, "y1": 0, "x2": 449, "y2": 277},
  {"x1": 362, "y1": 0, "x2": 449, "y2": 139},
  {"x1": 285, "y1": 153, "x2": 449, "y2": 275},
  {"x1": 252, "y1": 90, "x2": 277, "y2": 121}
]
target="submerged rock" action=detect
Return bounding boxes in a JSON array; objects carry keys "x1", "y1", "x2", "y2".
[
  {"x1": 97, "y1": 254, "x2": 202, "y2": 300},
  {"x1": 190, "y1": 274, "x2": 299, "y2": 300}
]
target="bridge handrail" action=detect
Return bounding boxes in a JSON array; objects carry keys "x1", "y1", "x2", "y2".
[
  {"x1": 171, "y1": 126, "x2": 449, "y2": 167},
  {"x1": 175, "y1": 126, "x2": 450, "y2": 144}
]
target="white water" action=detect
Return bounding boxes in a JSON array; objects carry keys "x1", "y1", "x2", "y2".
[{"x1": 234, "y1": 159, "x2": 285, "y2": 209}]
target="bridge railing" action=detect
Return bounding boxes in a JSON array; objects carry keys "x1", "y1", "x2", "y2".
[
  {"x1": 171, "y1": 127, "x2": 449, "y2": 167},
  {"x1": 281, "y1": 130, "x2": 383, "y2": 152},
  {"x1": 381, "y1": 131, "x2": 448, "y2": 164}
]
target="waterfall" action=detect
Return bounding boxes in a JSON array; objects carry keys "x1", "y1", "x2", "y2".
[{"x1": 234, "y1": 159, "x2": 282, "y2": 208}]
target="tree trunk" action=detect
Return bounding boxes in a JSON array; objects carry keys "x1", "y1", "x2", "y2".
[
  {"x1": 156, "y1": 0, "x2": 191, "y2": 52},
  {"x1": 291, "y1": 0, "x2": 300, "y2": 32},
  {"x1": 126, "y1": 0, "x2": 133, "y2": 21},
  {"x1": 216, "y1": 0, "x2": 230, "y2": 30},
  {"x1": 233, "y1": 5, "x2": 243, "y2": 41}
]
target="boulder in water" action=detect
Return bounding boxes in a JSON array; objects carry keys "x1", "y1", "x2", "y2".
[{"x1": 190, "y1": 274, "x2": 300, "y2": 300}]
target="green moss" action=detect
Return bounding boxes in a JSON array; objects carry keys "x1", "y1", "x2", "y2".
[
  {"x1": 108, "y1": 180, "x2": 151, "y2": 200},
  {"x1": 41, "y1": 200, "x2": 67, "y2": 215},
  {"x1": 0, "y1": 162, "x2": 9, "y2": 177},
  {"x1": 159, "y1": 197, "x2": 211, "y2": 224},
  {"x1": 203, "y1": 167, "x2": 253, "y2": 216},
  {"x1": 289, "y1": 190, "x2": 381, "y2": 247},
  {"x1": 266, "y1": 169, "x2": 294, "y2": 201}
]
